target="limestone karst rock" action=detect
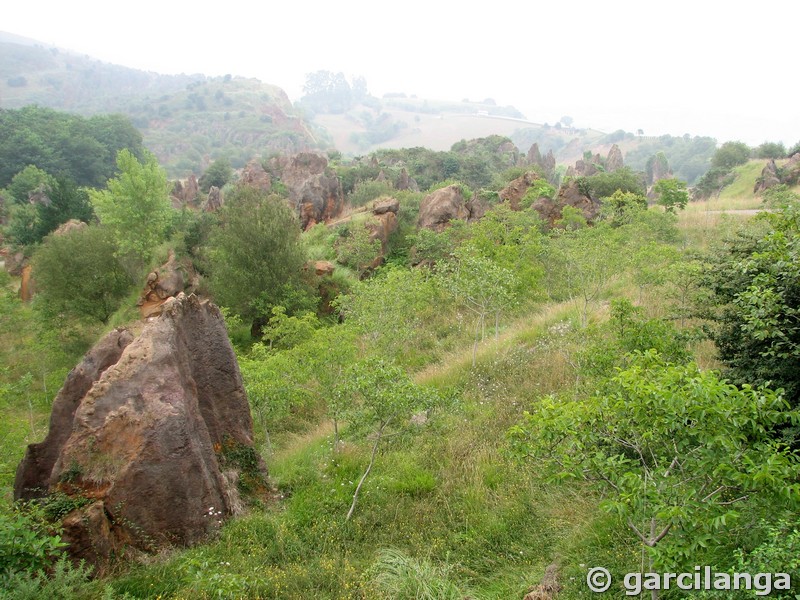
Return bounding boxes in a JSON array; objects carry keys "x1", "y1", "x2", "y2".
[
  {"x1": 754, "y1": 159, "x2": 782, "y2": 194},
  {"x1": 14, "y1": 294, "x2": 265, "y2": 566}
]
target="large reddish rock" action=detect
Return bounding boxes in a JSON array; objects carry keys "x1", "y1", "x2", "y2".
[
  {"x1": 268, "y1": 152, "x2": 344, "y2": 229},
  {"x1": 14, "y1": 294, "x2": 264, "y2": 566},
  {"x1": 606, "y1": 144, "x2": 624, "y2": 172},
  {"x1": 417, "y1": 185, "x2": 471, "y2": 231},
  {"x1": 137, "y1": 251, "x2": 198, "y2": 318},
  {"x1": 240, "y1": 159, "x2": 272, "y2": 192},
  {"x1": 498, "y1": 171, "x2": 544, "y2": 210},
  {"x1": 754, "y1": 159, "x2": 781, "y2": 194},
  {"x1": 533, "y1": 179, "x2": 599, "y2": 228}
]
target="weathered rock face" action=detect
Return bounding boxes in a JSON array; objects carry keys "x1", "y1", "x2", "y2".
[
  {"x1": 527, "y1": 143, "x2": 543, "y2": 167},
  {"x1": 240, "y1": 159, "x2": 272, "y2": 193},
  {"x1": 498, "y1": 171, "x2": 543, "y2": 210},
  {"x1": 203, "y1": 186, "x2": 223, "y2": 212},
  {"x1": 268, "y1": 152, "x2": 344, "y2": 229},
  {"x1": 606, "y1": 144, "x2": 624, "y2": 172},
  {"x1": 15, "y1": 294, "x2": 264, "y2": 566},
  {"x1": 754, "y1": 159, "x2": 782, "y2": 194},
  {"x1": 137, "y1": 252, "x2": 198, "y2": 318},
  {"x1": 417, "y1": 185, "x2": 471, "y2": 231},
  {"x1": 373, "y1": 196, "x2": 400, "y2": 215},
  {"x1": 533, "y1": 179, "x2": 599, "y2": 228},
  {"x1": 53, "y1": 219, "x2": 88, "y2": 237}
]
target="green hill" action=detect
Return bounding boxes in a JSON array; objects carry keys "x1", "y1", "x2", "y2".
[{"x1": 0, "y1": 36, "x2": 320, "y2": 177}]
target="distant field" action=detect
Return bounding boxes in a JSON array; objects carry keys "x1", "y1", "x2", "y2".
[{"x1": 315, "y1": 111, "x2": 540, "y2": 155}]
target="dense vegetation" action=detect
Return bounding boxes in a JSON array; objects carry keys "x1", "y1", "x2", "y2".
[{"x1": 2, "y1": 79, "x2": 800, "y2": 599}]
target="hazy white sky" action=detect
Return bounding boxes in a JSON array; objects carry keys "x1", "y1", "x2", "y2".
[{"x1": 4, "y1": 0, "x2": 799, "y2": 146}]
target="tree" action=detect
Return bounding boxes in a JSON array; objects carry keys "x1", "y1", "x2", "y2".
[
  {"x1": 334, "y1": 223, "x2": 381, "y2": 277},
  {"x1": 32, "y1": 226, "x2": 133, "y2": 323},
  {"x1": 600, "y1": 189, "x2": 648, "y2": 226},
  {"x1": 198, "y1": 158, "x2": 234, "y2": 193},
  {"x1": 337, "y1": 357, "x2": 438, "y2": 521},
  {"x1": 89, "y1": 149, "x2": 173, "y2": 272},
  {"x1": 544, "y1": 223, "x2": 627, "y2": 326},
  {"x1": 586, "y1": 167, "x2": 646, "y2": 200},
  {"x1": 510, "y1": 351, "x2": 800, "y2": 596},
  {"x1": 702, "y1": 203, "x2": 800, "y2": 410},
  {"x1": 654, "y1": 178, "x2": 689, "y2": 213},
  {"x1": 3, "y1": 166, "x2": 56, "y2": 204},
  {"x1": 711, "y1": 141, "x2": 751, "y2": 170},
  {"x1": 756, "y1": 142, "x2": 786, "y2": 159},
  {"x1": 440, "y1": 250, "x2": 519, "y2": 364},
  {"x1": 208, "y1": 185, "x2": 310, "y2": 334}
]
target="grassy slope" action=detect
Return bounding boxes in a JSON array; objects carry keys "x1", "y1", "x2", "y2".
[{"x1": 0, "y1": 144, "x2": 778, "y2": 599}]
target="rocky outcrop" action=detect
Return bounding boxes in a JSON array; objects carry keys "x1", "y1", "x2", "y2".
[
  {"x1": 523, "y1": 563, "x2": 561, "y2": 600},
  {"x1": 137, "y1": 252, "x2": 198, "y2": 318},
  {"x1": 268, "y1": 153, "x2": 344, "y2": 229},
  {"x1": 14, "y1": 294, "x2": 265, "y2": 567},
  {"x1": 396, "y1": 168, "x2": 419, "y2": 192},
  {"x1": 373, "y1": 196, "x2": 400, "y2": 215},
  {"x1": 527, "y1": 143, "x2": 543, "y2": 168},
  {"x1": 313, "y1": 260, "x2": 335, "y2": 276},
  {"x1": 754, "y1": 153, "x2": 800, "y2": 193},
  {"x1": 417, "y1": 185, "x2": 471, "y2": 232},
  {"x1": 533, "y1": 178, "x2": 599, "y2": 228},
  {"x1": 365, "y1": 196, "x2": 400, "y2": 268},
  {"x1": 606, "y1": 144, "x2": 624, "y2": 172},
  {"x1": 205, "y1": 186, "x2": 223, "y2": 212},
  {"x1": 498, "y1": 171, "x2": 543, "y2": 210},
  {"x1": 754, "y1": 159, "x2": 782, "y2": 194},
  {"x1": 240, "y1": 159, "x2": 272, "y2": 193},
  {"x1": 53, "y1": 219, "x2": 88, "y2": 237}
]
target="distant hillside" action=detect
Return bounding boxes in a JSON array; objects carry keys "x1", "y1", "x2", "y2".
[
  {"x1": 0, "y1": 35, "x2": 319, "y2": 177},
  {"x1": 1, "y1": 33, "x2": 717, "y2": 183}
]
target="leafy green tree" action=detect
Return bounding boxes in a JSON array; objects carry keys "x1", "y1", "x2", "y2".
[
  {"x1": 586, "y1": 166, "x2": 646, "y2": 199},
  {"x1": 544, "y1": 223, "x2": 627, "y2": 326},
  {"x1": 711, "y1": 141, "x2": 751, "y2": 170},
  {"x1": 600, "y1": 189, "x2": 648, "y2": 226},
  {"x1": 756, "y1": 142, "x2": 787, "y2": 159},
  {"x1": 440, "y1": 251, "x2": 519, "y2": 364},
  {"x1": 32, "y1": 227, "x2": 133, "y2": 323},
  {"x1": 510, "y1": 351, "x2": 800, "y2": 579},
  {"x1": 654, "y1": 178, "x2": 689, "y2": 213},
  {"x1": 335, "y1": 223, "x2": 381, "y2": 277},
  {"x1": 702, "y1": 204, "x2": 800, "y2": 410},
  {"x1": 208, "y1": 185, "x2": 310, "y2": 334},
  {"x1": 89, "y1": 149, "x2": 173, "y2": 272},
  {"x1": 198, "y1": 158, "x2": 234, "y2": 193},
  {"x1": 3, "y1": 166, "x2": 56, "y2": 204},
  {"x1": 337, "y1": 357, "x2": 439, "y2": 521}
]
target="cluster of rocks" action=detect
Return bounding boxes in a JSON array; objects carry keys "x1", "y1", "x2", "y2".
[{"x1": 754, "y1": 153, "x2": 800, "y2": 194}]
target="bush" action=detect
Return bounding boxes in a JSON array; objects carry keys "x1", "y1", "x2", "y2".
[{"x1": 32, "y1": 226, "x2": 134, "y2": 323}]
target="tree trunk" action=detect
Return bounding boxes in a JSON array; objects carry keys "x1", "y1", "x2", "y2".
[{"x1": 346, "y1": 423, "x2": 385, "y2": 521}]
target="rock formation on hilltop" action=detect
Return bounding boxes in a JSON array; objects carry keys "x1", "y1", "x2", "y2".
[
  {"x1": 15, "y1": 294, "x2": 266, "y2": 567},
  {"x1": 532, "y1": 179, "x2": 599, "y2": 228}
]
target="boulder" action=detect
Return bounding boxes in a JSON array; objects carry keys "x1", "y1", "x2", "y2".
[
  {"x1": 313, "y1": 260, "x2": 336, "y2": 276},
  {"x1": 781, "y1": 153, "x2": 800, "y2": 186},
  {"x1": 373, "y1": 197, "x2": 400, "y2": 215},
  {"x1": 240, "y1": 159, "x2": 272, "y2": 193},
  {"x1": 14, "y1": 294, "x2": 265, "y2": 567},
  {"x1": 53, "y1": 219, "x2": 88, "y2": 237},
  {"x1": 606, "y1": 144, "x2": 624, "y2": 172},
  {"x1": 417, "y1": 185, "x2": 470, "y2": 231}
]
